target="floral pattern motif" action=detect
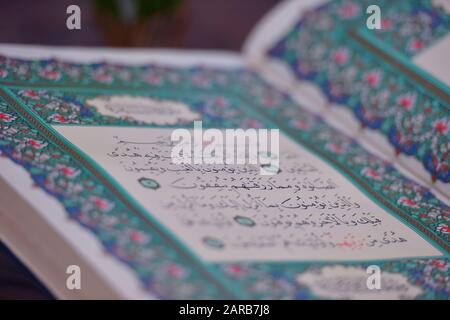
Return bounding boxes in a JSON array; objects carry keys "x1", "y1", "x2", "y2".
[
  {"x1": 13, "y1": 88, "x2": 250, "y2": 129},
  {"x1": 0, "y1": 56, "x2": 449, "y2": 299},
  {"x1": 268, "y1": 0, "x2": 450, "y2": 182},
  {"x1": 218, "y1": 258, "x2": 450, "y2": 299}
]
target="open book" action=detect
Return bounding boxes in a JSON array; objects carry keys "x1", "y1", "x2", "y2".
[{"x1": 0, "y1": 0, "x2": 448, "y2": 299}]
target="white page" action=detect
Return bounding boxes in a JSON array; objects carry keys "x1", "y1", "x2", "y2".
[{"x1": 54, "y1": 125, "x2": 441, "y2": 262}]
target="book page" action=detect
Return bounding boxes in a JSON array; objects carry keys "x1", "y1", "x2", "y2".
[
  {"x1": 54, "y1": 125, "x2": 441, "y2": 261},
  {"x1": 0, "y1": 44, "x2": 447, "y2": 299}
]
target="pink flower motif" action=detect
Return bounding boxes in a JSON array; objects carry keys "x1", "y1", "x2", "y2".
[
  {"x1": 213, "y1": 96, "x2": 228, "y2": 107},
  {"x1": 49, "y1": 114, "x2": 69, "y2": 124},
  {"x1": 39, "y1": 69, "x2": 61, "y2": 81},
  {"x1": 92, "y1": 72, "x2": 113, "y2": 84},
  {"x1": 192, "y1": 75, "x2": 211, "y2": 88},
  {"x1": 408, "y1": 38, "x2": 424, "y2": 52},
  {"x1": 397, "y1": 196, "x2": 420, "y2": 209},
  {"x1": 261, "y1": 95, "x2": 278, "y2": 107},
  {"x1": 431, "y1": 259, "x2": 447, "y2": 271},
  {"x1": 326, "y1": 142, "x2": 344, "y2": 154},
  {"x1": 0, "y1": 69, "x2": 7, "y2": 78},
  {"x1": 363, "y1": 70, "x2": 382, "y2": 88},
  {"x1": 396, "y1": 93, "x2": 416, "y2": 111},
  {"x1": 361, "y1": 167, "x2": 382, "y2": 181},
  {"x1": 436, "y1": 223, "x2": 450, "y2": 234},
  {"x1": 380, "y1": 18, "x2": 392, "y2": 30},
  {"x1": 243, "y1": 119, "x2": 262, "y2": 128},
  {"x1": 338, "y1": 2, "x2": 360, "y2": 19},
  {"x1": 331, "y1": 48, "x2": 349, "y2": 65},
  {"x1": 20, "y1": 89, "x2": 39, "y2": 99},
  {"x1": 24, "y1": 138, "x2": 47, "y2": 149},
  {"x1": 165, "y1": 264, "x2": 185, "y2": 279},
  {"x1": 90, "y1": 196, "x2": 114, "y2": 211},
  {"x1": 432, "y1": 119, "x2": 449, "y2": 134},
  {"x1": 57, "y1": 165, "x2": 80, "y2": 178},
  {"x1": 0, "y1": 112, "x2": 15, "y2": 123},
  {"x1": 143, "y1": 73, "x2": 163, "y2": 85},
  {"x1": 225, "y1": 264, "x2": 245, "y2": 276},
  {"x1": 293, "y1": 118, "x2": 311, "y2": 130},
  {"x1": 128, "y1": 230, "x2": 149, "y2": 244}
]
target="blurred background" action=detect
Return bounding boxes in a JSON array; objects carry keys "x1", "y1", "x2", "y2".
[
  {"x1": 0, "y1": 0, "x2": 280, "y2": 50},
  {"x1": 0, "y1": 0, "x2": 280, "y2": 299}
]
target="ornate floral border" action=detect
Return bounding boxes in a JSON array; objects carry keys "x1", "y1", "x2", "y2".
[{"x1": 268, "y1": 0, "x2": 450, "y2": 182}]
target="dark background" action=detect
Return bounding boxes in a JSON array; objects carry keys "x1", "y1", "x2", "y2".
[
  {"x1": 0, "y1": 0, "x2": 280, "y2": 50},
  {"x1": 0, "y1": 0, "x2": 280, "y2": 299}
]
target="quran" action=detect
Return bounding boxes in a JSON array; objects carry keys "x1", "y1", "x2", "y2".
[{"x1": 0, "y1": 0, "x2": 449, "y2": 299}]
